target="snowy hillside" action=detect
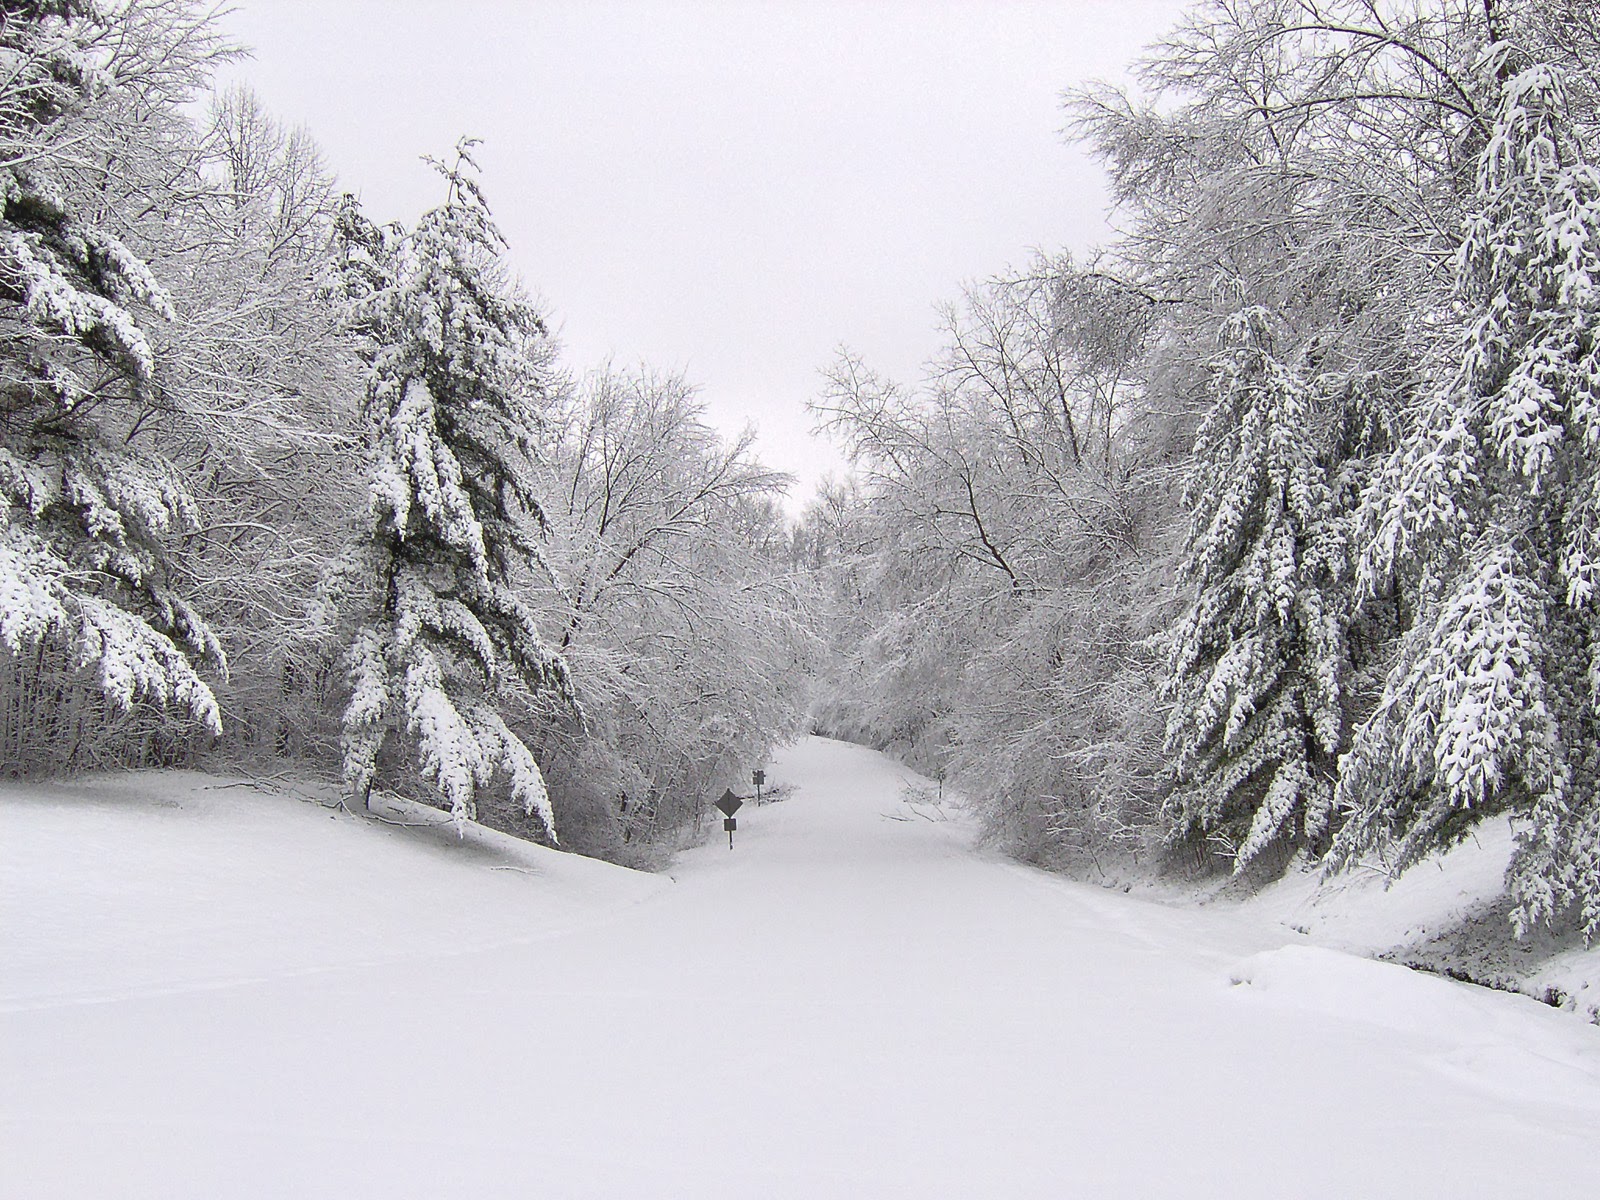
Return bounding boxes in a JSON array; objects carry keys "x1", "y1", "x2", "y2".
[
  {"x1": 1237, "y1": 819, "x2": 1600, "y2": 1024},
  {"x1": 4, "y1": 738, "x2": 1599, "y2": 1198},
  {"x1": 0, "y1": 771, "x2": 665, "y2": 1011}
]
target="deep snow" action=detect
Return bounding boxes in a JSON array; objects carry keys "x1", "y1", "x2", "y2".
[
  {"x1": 4, "y1": 738, "x2": 1598, "y2": 1198},
  {"x1": 1236, "y1": 815, "x2": 1600, "y2": 1020}
]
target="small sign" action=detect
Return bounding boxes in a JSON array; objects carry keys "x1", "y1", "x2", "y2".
[
  {"x1": 715, "y1": 789, "x2": 743, "y2": 818},
  {"x1": 752, "y1": 769, "x2": 765, "y2": 786},
  {"x1": 723, "y1": 817, "x2": 737, "y2": 832}
]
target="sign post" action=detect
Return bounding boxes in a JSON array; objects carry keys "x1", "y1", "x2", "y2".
[
  {"x1": 715, "y1": 788, "x2": 742, "y2": 849},
  {"x1": 752, "y1": 768, "x2": 765, "y2": 805}
]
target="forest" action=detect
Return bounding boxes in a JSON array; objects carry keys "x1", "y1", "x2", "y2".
[{"x1": 4, "y1": 0, "x2": 1599, "y2": 943}]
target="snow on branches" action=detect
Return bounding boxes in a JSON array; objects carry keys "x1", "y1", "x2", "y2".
[
  {"x1": 335, "y1": 143, "x2": 572, "y2": 834},
  {"x1": 0, "y1": 1, "x2": 224, "y2": 760},
  {"x1": 1162, "y1": 306, "x2": 1350, "y2": 872},
  {"x1": 1334, "y1": 52, "x2": 1600, "y2": 939}
]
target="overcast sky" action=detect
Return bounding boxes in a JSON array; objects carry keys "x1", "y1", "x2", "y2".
[{"x1": 214, "y1": 0, "x2": 1188, "y2": 512}]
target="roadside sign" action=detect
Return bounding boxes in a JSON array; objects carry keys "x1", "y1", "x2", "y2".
[{"x1": 715, "y1": 790, "x2": 742, "y2": 818}]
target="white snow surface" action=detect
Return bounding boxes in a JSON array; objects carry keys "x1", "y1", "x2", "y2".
[
  {"x1": 1238, "y1": 816, "x2": 1600, "y2": 1018},
  {"x1": 4, "y1": 737, "x2": 1599, "y2": 1198}
]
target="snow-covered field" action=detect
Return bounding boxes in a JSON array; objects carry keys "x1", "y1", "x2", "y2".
[{"x1": 4, "y1": 738, "x2": 1599, "y2": 1198}]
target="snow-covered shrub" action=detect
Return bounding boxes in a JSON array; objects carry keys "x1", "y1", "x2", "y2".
[{"x1": 947, "y1": 579, "x2": 1169, "y2": 872}]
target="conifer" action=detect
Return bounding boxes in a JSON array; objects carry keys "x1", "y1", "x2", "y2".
[
  {"x1": 1163, "y1": 307, "x2": 1350, "y2": 870},
  {"x1": 335, "y1": 143, "x2": 572, "y2": 833},
  {"x1": 1334, "y1": 53, "x2": 1600, "y2": 939}
]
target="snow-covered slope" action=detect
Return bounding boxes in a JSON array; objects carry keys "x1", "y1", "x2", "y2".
[
  {"x1": 0, "y1": 771, "x2": 666, "y2": 1011},
  {"x1": 1236, "y1": 818, "x2": 1600, "y2": 1022},
  {"x1": 4, "y1": 740, "x2": 1598, "y2": 1198}
]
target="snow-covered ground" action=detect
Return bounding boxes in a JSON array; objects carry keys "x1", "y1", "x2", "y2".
[
  {"x1": 4, "y1": 738, "x2": 1598, "y2": 1198},
  {"x1": 1236, "y1": 817, "x2": 1600, "y2": 1021}
]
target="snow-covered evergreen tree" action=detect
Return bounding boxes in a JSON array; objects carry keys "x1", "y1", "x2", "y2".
[
  {"x1": 335, "y1": 142, "x2": 572, "y2": 834},
  {"x1": 1162, "y1": 307, "x2": 1350, "y2": 871},
  {"x1": 1333, "y1": 51, "x2": 1600, "y2": 939},
  {"x1": 0, "y1": 0, "x2": 224, "y2": 762}
]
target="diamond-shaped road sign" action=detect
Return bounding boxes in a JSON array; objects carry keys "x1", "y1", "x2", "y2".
[{"x1": 715, "y1": 789, "x2": 743, "y2": 818}]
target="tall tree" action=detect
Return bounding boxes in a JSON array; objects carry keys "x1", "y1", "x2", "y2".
[
  {"x1": 0, "y1": 0, "x2": 227, "y2": 770},
  {"x1": 1333, "y1": 52, "x2": 1600, "y2": 938},
  {"x1": 336, "y1": 142, "x2": 572, "y2": 832},
  {"x1": 1162, "y1": 307, "x2": 1350, "y2": 871},
  {"x1": 151, "y1": 86, "x2": 360, "y2": 762}
]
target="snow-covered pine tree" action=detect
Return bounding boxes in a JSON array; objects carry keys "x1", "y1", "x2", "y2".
[
  {"x1": 1332, "y1": 50, "x2": 1600, "y2": 939},
  {"x1": 336, "y1": 141, "x2": 573, "y2": 835},
  {"x1": 0, "y1": 0, "x2": 224, "y2": 767},
  {"x1": 1161, "y1": 306, "x2": 1350, "y2": 872}
]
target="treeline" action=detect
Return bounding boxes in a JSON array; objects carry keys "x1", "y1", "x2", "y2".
[
  {"x1": 801, "y1": 0, "x2": 1600, "y2": 938},
  {"x1": 0, "y1": 0, "x2": 816, "y2": 863}
]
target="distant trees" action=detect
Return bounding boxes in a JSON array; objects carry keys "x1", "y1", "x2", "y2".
[
  {"x1": 809, "y1": 256, "x2": 1167, "y2": 866},
  {"x1": 807, "y1": 0, "x2": 1600, "y2": 937},
  {"x1": 539, "y1": 366, "x2": 817, "y2": 859}
]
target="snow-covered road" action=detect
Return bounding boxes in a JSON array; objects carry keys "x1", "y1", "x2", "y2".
[{"x1": 4, "y1": 737, "x2": 1598, "y2": 1197}]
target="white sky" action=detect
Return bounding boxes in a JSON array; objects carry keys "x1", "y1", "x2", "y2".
[{"x1": 214, "y1": 0, "x2": 1187, "y2": 512}]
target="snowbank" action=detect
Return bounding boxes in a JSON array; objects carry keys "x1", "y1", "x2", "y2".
[
  {"x1": 0, "y1": 770, "x2": 666, "y2": 1012},
  {"x1": 1235, "y1": 817, "x2": 1600, "y2": 1023}
]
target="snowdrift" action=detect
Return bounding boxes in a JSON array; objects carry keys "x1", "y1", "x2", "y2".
[{"x1": 0, "y1": 770, "x2": 666, "y2": 1013}]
